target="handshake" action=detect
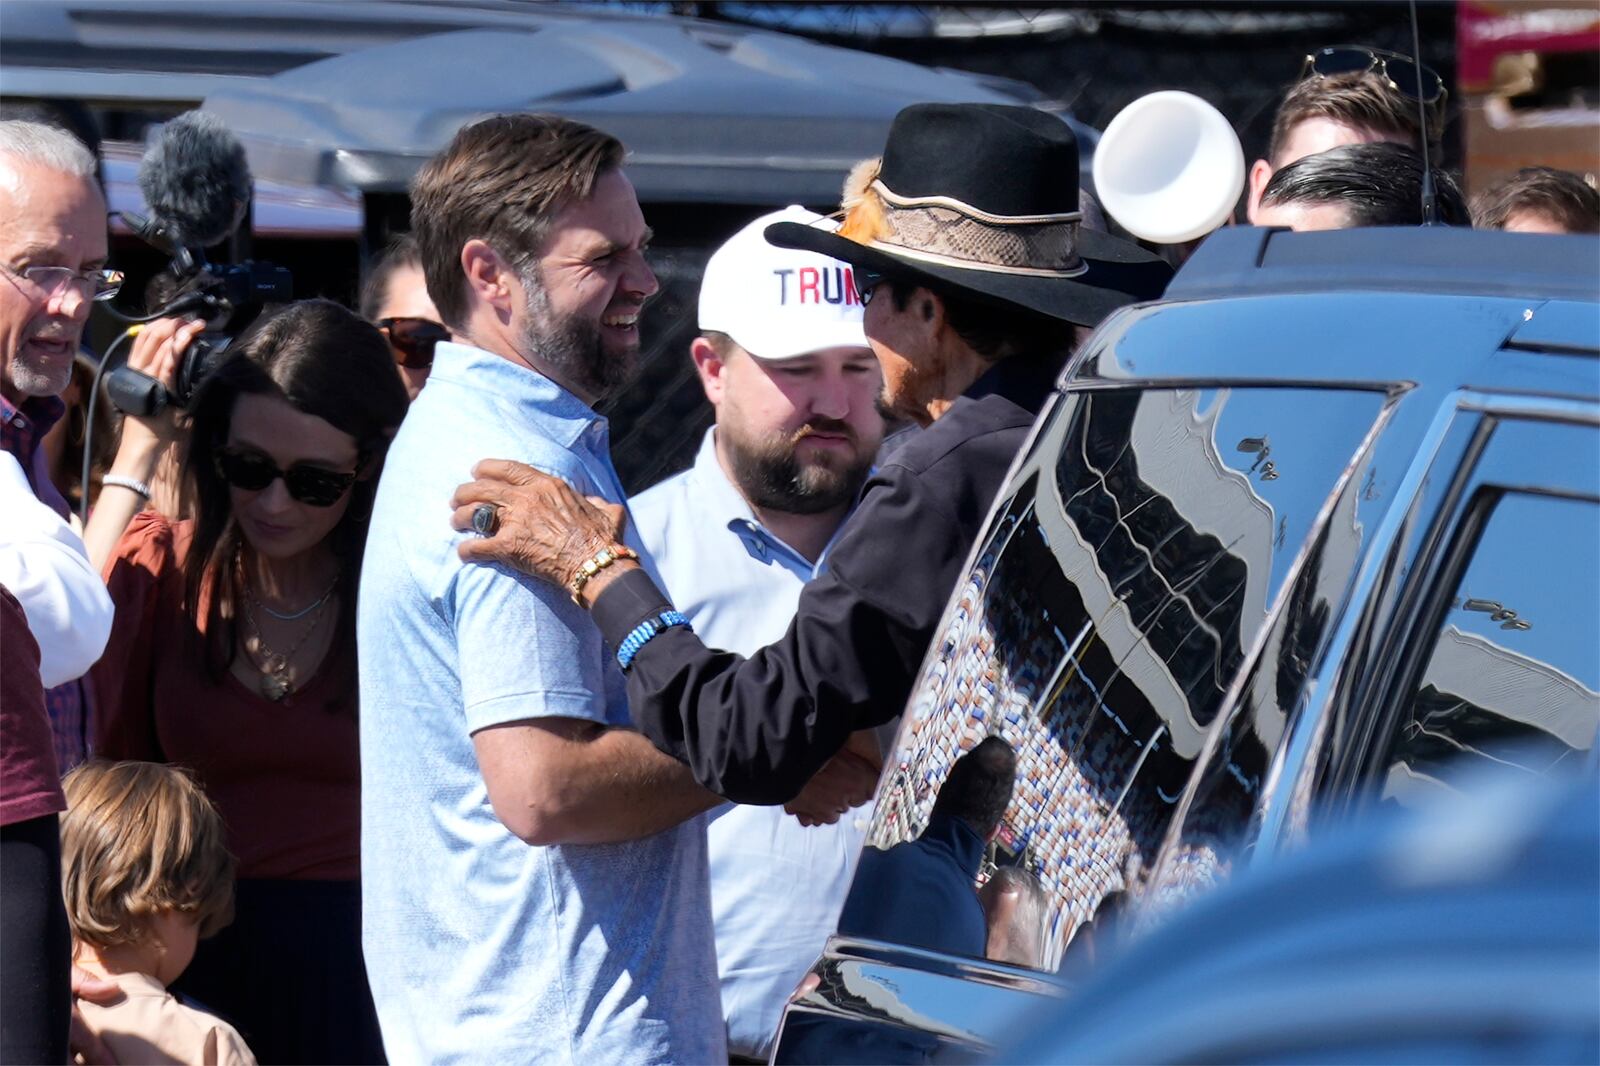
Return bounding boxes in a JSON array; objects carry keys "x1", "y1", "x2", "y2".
[{"x1": 783, "y1": 730, "x2": 884, "y2": 828}]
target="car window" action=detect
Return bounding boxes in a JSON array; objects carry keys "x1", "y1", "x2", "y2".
[
  {"x1": 1378, "y1": 490, "x2": 1600, "y2": 805},
  {"x1": 863, "y1": 385, "x2": 1386, "y2": 971}
]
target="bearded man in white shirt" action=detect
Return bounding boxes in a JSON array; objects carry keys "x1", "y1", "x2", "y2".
[{"x1": 629, "y1": 206, "x2": 886, "y2": 1061}]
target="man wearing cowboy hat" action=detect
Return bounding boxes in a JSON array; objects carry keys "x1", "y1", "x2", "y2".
[{"x1": 449, "y1": 103, "x2": 1171, "y2": 803}]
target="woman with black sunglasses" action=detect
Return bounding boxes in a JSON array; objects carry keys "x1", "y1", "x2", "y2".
[
  {"x1": 89, "y1": 299, "x2": 407, "y2": 1064},
  {"x1": 359, "y1": 233, "x2": 452, "y2": 402}
]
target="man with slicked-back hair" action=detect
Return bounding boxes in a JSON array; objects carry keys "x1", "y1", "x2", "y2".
[{"x1": 1246, "y1": 64, "x2": 1440, "y2": 222}]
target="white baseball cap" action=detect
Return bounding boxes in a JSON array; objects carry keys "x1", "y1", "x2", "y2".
[{"x1": 698, "y1": 205, "x2": 869, "y2": 363}]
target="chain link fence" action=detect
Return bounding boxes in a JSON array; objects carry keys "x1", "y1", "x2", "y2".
[{"x1": 674, "y1": 2, "x2": 1460, "y2": 169}]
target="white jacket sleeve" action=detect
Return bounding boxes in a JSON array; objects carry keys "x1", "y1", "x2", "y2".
[{"x1": 0, "y1": 452, "x2": 114, "y2": 686}]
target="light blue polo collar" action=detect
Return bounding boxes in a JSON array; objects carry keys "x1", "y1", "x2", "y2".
[{"x1": 427, "y1": 340, "x2": 607, "y2": 452}]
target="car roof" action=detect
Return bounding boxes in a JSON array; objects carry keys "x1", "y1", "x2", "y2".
[
  {"x1": 1077, "y1": 226, "x2": 1600, "y2": 406},
  {"x1": 193, "y1": 18, "x2": 1044, "y2": 204},
  {"x1": 1170, "y1": 226, "x2": 1600, "y2": 305},
  {"x1": 4, "y1": 1, "x2": 1092, "y2": 213},
  {"x1": 0, "y1": 0, "x2": 715, "y2": 101}
]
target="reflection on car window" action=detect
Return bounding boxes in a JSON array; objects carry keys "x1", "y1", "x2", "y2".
[
  {"x1": 1380, "y1": 491, "x2": 1600, "y2": 804},
  {"x1": 866, "y1": 387, "x2": 1385, "y2": 970}
]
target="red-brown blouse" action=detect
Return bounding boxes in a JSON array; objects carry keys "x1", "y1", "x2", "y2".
[{"x1": 92, "y1": 512, "x2": 360, "y2": 881}]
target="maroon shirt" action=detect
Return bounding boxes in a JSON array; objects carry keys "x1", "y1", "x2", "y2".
[
  {"x1": 0, "y1": 584, "x2": 66, "y2": 826},
  {"x1": 92, "y1": 512, "x2": 361, "y2": 880}
]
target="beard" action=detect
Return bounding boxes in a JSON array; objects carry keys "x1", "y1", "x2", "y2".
[
  {"x1": 519, "y1": 279, "x2": 638, "y2": 403},
  {"x1": 8, "y1": 337, "x2": 76, "y2": 398},
  {"x1": 723, "y1": 418, "x2": 875, "y2": 515}
]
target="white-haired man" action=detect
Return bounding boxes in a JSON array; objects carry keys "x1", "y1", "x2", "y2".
[
  {"x1": 0, "y1": 120, "x2": 117, "y2": 771},
  {"x1": 0, "y1": 117, "x2": 117, "y2": 1065}
]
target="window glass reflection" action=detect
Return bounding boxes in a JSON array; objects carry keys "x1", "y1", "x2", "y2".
[
  {"x1": 1381, "y1": 491, "x2": 1600, "y2": 803},
  {"x1": 865, "y1": 387, "x2": 1385, "y2": 970}
]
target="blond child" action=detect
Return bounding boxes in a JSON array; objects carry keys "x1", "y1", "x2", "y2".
[{"x1": 60, "y1": 761, "x2": 256, "y2": 1065}]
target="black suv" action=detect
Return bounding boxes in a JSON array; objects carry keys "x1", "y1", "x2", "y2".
[{"x1": 772, "y1": 225, "x2": 1600, "y2": 1063}]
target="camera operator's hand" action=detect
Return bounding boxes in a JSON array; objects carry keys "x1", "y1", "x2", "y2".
[
  {"x1": 119, "y1": 317, "x2": 204, "y2": 451},
  {"x1": 84, "y1": 316, "x2": 203, "y2": 571}
]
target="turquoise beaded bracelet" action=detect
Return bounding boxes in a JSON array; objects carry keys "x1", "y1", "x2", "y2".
[{"x1": 616, "y1": 610, "x2": 691, "y2": 671}]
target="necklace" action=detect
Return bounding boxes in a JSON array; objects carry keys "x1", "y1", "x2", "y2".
[
  {"x1": 257, "y1": 576, "x2": 340, "y2": 621},
  {"x1": 241, "y1": 584, "x2": 334, "y2": 702}
]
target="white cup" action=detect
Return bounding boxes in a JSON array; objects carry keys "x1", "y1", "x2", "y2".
[{"x1": 1092, "y1": 90, "x2": 1245, "y2": 245}]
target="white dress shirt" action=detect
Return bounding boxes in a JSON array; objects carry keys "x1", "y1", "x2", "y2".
[
  {"x1": 631, "y1": 427, "x2": 871, "y2": 1060},
  {"x1": 0, "y1": 451, "x2": 113, "y2": 687}
]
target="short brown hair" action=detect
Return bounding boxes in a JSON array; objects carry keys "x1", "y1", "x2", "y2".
[
  {"x1": 1471, "y1": 166, "x2": 1600, "y2": 234},
  {"x1": 1268, "y1": 72, "x2": 1433, "y2": 165},
  {"x1": 60, "y1": 761, "x2": 236, "y2": 949},
  {"x1": 410, "y1": 113, "x2": 625, "y2": 328}
]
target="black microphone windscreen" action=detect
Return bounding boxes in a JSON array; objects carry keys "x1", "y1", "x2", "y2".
[{"x1": 138, "y1": 111, "x2": 251, "y2": 249}]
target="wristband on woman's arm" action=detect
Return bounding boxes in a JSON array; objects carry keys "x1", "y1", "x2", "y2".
[{"x1": 100, "y1": 475, "x2": 152, "y2": 500}]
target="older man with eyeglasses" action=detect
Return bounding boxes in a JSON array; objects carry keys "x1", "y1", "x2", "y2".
[
  {"x1": 0, "y1": 116, "x2": 119, "y2": 1065},
  {"x1": 0, "y1": 120, "x2": 120, "y2": 771}
]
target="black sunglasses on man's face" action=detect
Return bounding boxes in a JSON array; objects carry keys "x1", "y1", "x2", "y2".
[{"x1": 852, "y1": 268, "x2": 888, "y2": 306}]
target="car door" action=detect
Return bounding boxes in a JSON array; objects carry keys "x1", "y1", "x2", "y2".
[
  {"x1": 1337, "y1": 409, "x2": 1600, "y2": 811},
  {"x1": 772, "y1": 377, "x2": 1393, "y2": 1062},
  {"x1": 1151, "y1": 400, "x2": 1600, "y2": 881}
]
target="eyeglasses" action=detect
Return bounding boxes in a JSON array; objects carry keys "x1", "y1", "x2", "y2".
[
  {"x1": 852, "y1": 268, "x2": 887, "y2": 306},
  {"x1": 1, "y1": 263, "x2": 125, "y2": 302},
  {"x1": 214, "y1": 447, "x2": 359, "y2": 507},
  {"x1": 377, "y1": 317, "x2": 450, "y2": 370},
  {"x1": 1300, "y1": 46, "x2": 1446, "y2": 106}
]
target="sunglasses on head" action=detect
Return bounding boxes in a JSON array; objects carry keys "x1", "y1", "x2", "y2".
[
  {"x1": 852, "y1": 267, "x2": 888, "y2": 306},
  {"x1": 214, "y1": 447, "x2": 360, "y2": 508},
  {"x1": 377, "y1": 317, "x2": 451, "y2": 370},
  {"x1": 1300, "y1": 45, "x2": 1446, "y2": 105}
]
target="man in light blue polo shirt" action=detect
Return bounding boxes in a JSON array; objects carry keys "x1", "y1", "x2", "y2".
[
  {"x1": 630, "y1": 206, "x2": 887, "y2": 1060},
  {"x1": 358, "y1": 114, "x2": 723, "y2": 1064}
]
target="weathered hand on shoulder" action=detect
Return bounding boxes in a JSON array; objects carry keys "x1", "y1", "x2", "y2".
[{"x1": 450, "y1": 459, "x2": 627, "y2": 592}]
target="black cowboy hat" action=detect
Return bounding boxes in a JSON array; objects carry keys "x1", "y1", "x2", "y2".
[{"x1": 766, "y1": 103, "x2": 1172, "y2": 327}]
